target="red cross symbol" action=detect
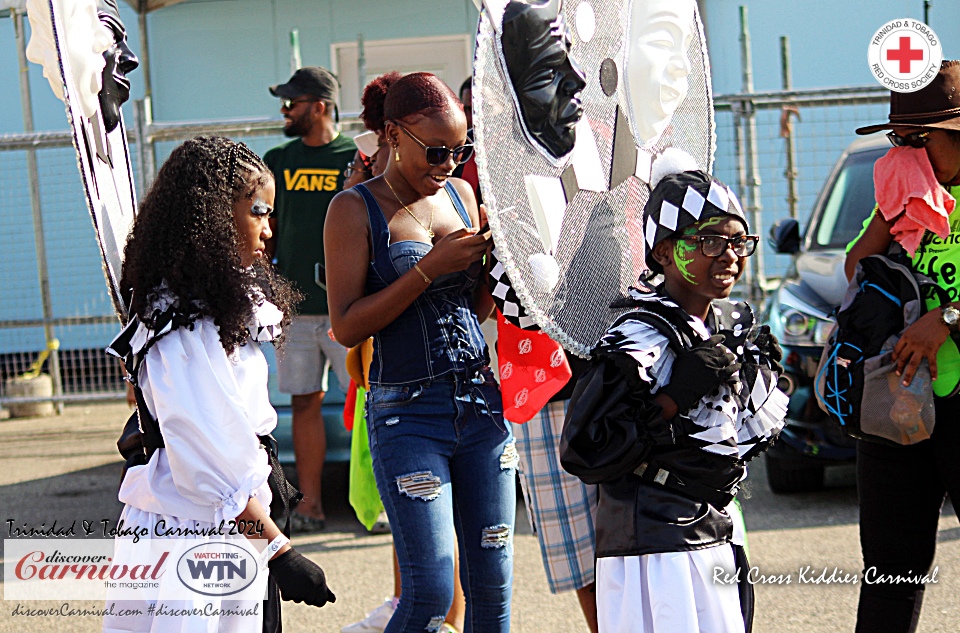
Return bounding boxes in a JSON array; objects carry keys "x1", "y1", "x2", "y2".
[{"x1": 887, "y1": 36, "x2": 924, "y2": 74}]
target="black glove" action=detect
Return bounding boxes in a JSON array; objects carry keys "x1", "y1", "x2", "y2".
[
  {"x1": 269, "y1": 549, "x2": 336, "y2": 607},
  {"x1": 752, "y1": 325, "x2": 784, "y2": 374},
  {"x1": 661, "y1": 334, "x2": 740, "y2": 413}
]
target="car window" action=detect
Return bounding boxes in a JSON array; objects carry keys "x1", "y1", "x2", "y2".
[{"x1": 813, "y1": 147, "x2": 888, "y2": 250}]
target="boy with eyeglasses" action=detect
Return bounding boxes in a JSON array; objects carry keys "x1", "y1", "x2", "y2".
[
  {"x1": 264, "y1": 66, "x2": 356, "y2": 533},
  {"x1": 560, "y1": 153, "x2": 788, "y2": 633}
]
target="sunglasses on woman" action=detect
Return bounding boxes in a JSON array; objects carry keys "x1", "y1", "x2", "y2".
[
  {"x1": 677, "y1": 234, "x2": 760, "y2": 257},
  {"x1": 887, "y1": 130, "x2": 931, "y2": 149},
  {"x1": 396, "y1": 124, "x2": 474, "y2": 166}
]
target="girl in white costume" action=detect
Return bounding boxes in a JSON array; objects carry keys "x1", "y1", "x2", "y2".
[{"x1": 103, "y1": 137, "x2": 334, "y2": 632}]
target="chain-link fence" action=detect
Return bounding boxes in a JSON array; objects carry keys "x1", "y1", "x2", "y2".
[
  {"x1": 713, "y1": 86, "x2": 889, "y2": 296},
  {"x1": 0, "y1": 115, "x2": 367, "y2": 410},
  {"x1": 0, "y1": 86, "x2": 890, "y2": 409},
  {"x1": 2, "y1": 134, "x2": 135, "y2": 409}
]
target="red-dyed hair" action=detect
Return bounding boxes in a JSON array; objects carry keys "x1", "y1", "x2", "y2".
[{"x1": 361, "y1": 71, "x2": 462, "y2": 133}]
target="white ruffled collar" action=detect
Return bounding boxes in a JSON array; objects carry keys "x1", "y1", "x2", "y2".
[{"x1": 108, "y1": 283, "x2": 283, "y2": 361}]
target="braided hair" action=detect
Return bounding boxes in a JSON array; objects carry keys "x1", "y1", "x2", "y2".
[{"x1": 120, "y1": 136, "x2": 300, "y2": 353}]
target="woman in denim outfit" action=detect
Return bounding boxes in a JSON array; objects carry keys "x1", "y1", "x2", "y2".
[{"x1": 325, "y1": 72, "x2": 515, "y2": 633}]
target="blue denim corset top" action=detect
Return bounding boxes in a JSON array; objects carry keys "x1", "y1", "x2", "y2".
[{"x1": 355, "y1": 182, "x2": 490, "y2": 385}]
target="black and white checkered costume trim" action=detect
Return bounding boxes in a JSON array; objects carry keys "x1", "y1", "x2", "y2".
[
  {"x1": 489, "y1": 248, "x2": 540, "y2": 330},
  {"x1": 597, "y1": 289, "x2": 785, "y2": 461}
]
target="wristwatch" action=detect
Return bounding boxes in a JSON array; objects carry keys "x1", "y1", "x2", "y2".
[{"x1": 941, "y1": 305, "x2": 960, "y2": 332}]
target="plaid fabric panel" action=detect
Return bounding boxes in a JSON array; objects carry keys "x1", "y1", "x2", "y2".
[{"x1": 514, "y1": 400, "x2": 599, "y2": 593}]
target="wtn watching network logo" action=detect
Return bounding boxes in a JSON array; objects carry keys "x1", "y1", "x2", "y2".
[{"x1": 176, "y1": 542, "x2": 259, "y2": 597}]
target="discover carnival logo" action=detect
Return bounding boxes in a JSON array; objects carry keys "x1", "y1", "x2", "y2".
[
  {"x1": 868, "y1": 19, "x2": 943, "y2": 93},
  {"x1": 4, "y1": 538, "x2": 266, "y2": 601}
]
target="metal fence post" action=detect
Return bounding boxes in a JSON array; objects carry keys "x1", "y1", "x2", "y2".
[
  {"x1": 732, "y1": 98, "x2": 753, "y2": 294},
  {"x1": 781, "y1": 36, "x2": 800, "y2": 219},
  {"x1": 133, "y1": 99, "x2": 156, "y2": 191},
  {"x1": 739, "y1": 5, "x2": 765, "y2": 304},
  {"x1": 357, "y1": 32, "x2": 366, "y2": 105},
  {"x1": 13, "y1": 8, "x2": 64, "y2": 413},
  {"x1": 290, "y1": 29, "x2": 302, "y2": 74}
]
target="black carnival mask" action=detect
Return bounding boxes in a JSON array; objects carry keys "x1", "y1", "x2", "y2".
[
  {"x1": 97, "y1": 0, "x2": 139, "y2": 132},
  {"x1": 500, "y1": 0, "x2": 586, "y2": 159}
]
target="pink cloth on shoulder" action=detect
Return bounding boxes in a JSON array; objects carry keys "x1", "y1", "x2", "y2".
[{"x1": 873, "y1": 146, "x2": 956, "y2": 255}]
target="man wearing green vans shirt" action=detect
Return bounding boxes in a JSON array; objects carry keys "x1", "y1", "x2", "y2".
[{"x1": 265, "y1": 66, "x2": 355, "y2": 532}]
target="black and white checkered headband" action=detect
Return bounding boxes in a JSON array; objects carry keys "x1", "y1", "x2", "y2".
[{"x1": 643, "y1": 170, "x2": 747, "y2": 274}]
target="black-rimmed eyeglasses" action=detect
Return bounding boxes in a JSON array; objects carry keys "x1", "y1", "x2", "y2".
[
  {"x1": 676, "y1": 234, "x2": 760, "y2": 257},
  {"x1": 396, "y1": 124, "x2": 474, "y2": 166},
  {"x1": 887, "y1": 130, "x2": 931, "y2": 149}
]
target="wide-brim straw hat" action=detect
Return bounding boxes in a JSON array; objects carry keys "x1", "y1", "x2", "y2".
[{"x1": 856, "y1": 60, "x2": 960, "y2": 134}]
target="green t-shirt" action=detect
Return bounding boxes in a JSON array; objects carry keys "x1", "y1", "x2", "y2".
[
  {"x1": 264, "y1": 134, "x2": 355, "y2": 315},
  {"x1": 847, "y1": 185, "x2": 960, "y2": 395}
]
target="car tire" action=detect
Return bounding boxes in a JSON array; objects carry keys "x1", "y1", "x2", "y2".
[{"x1": 765, "y1": 453, "x2": 826, "y2": 493}]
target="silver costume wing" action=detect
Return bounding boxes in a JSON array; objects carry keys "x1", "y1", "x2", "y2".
[
  {"x1": 42, "y1": 0, "x2": 137, "y2": 321},
  {"x1": 474, "y1": 0, "x2": 714, "y2": 356}
]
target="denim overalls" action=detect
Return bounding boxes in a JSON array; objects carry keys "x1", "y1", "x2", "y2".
[{"x1": 354, "y1": 182, "x2": 516, "y2": 633}]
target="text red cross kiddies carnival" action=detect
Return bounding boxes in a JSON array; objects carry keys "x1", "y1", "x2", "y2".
[{"x1": 887, "y1": 36, "x2": 924, "y2": 73}]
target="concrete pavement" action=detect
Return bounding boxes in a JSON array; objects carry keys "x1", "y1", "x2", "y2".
[{"x1": 1, "y1": 404, "x2": 959, "y2": 632}]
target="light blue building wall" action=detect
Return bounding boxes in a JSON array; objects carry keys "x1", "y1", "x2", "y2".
[
  {"x1": 5, "y1": 0, "x2": 959, "y2": 145},
  {"x1": 1, "y1": 0, "x2": 959, "y2": 354},
  {"x1": 146, "y1": 0, "x2": 479, "y2": 121},
  {"x1": 704, "y1": 1, "x2": 960, "y2": 94}
]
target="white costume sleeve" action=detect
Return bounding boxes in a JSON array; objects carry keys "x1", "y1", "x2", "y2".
[
  {"x1": 139, "y1": 318, "x2": 271, "y2": 523},
  {"x1": 596, "y1": 317, "x2": 676, "y2": 388}
]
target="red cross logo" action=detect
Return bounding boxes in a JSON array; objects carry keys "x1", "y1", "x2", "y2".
[{"x1": 887, "y1": 36, "x2": 924, "y2": 74}]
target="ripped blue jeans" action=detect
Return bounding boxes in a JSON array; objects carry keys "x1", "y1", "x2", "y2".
[{"x1": 367, "y1": 368, "x2": 516, "y2": 633}]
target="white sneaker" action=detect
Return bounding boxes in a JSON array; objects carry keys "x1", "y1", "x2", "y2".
[{"x1": 341, "y1": 597, "x2": 397, "y2": 633}]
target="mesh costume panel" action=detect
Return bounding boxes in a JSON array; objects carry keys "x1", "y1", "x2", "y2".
[{"x1": 475, "y1": 0, "x2": 714, "y2": 356}]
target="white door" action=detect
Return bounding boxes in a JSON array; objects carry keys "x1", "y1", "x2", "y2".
[{"x1": 332, "y1": 34, "x2": 473, "y2": 115}]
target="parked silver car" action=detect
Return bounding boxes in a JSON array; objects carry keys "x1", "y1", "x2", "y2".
[{"x1": 763, "y1": 133, "x2": 889, "y2": 492}]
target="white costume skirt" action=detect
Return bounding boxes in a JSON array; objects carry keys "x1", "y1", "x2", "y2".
[
  {"x1": 102, "y1": 506, "x2": 265, "y2": 633},
  {"x1": 596, "y1": 544, "x2": 745, "y2": 633}
]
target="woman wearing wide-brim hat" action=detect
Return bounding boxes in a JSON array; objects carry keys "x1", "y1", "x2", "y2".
[{"x1": 846, "y1": 60, "x2": 960, "y2": 633}]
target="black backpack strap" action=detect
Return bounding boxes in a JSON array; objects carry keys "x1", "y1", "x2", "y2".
[
  {"x1": 133, "y1": 378, "x2": 165, "y2": 456},
  {"x1": 601, "y1": 304, "x2": 701, "y2": 355},
  {"x1": 260, "y1": 434, "x2": 302, "y2": 536},
  {"x1": 884, "y1": 242, "x2": 951, "y2": 310},
  {"x1": 109, "y1": 306, "x2": 199, "y2": 484}
]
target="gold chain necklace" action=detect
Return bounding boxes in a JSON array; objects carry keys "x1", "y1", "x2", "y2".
[{"x1": 384, "y1": 177, "x2": 434, "y2": 238}]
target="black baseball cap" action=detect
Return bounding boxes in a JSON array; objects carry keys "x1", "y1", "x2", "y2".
[{"x1": 269, "y1": 66, "x2": 340, "y2": 102}]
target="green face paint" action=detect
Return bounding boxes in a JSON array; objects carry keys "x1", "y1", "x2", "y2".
[
  {"x1": 670, "y1": 217, "x2": 728, "y2": 286},
  {"x1": 673, "y1": 235, "x2": 698, "y2": 284}
]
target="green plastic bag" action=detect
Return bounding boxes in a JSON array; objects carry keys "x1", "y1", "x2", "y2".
[{"x1": 348, "y1": 387, "x2": 384, "y2": 530}]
